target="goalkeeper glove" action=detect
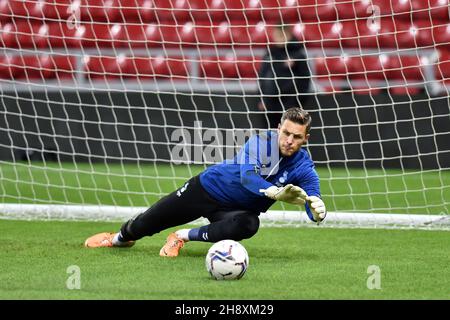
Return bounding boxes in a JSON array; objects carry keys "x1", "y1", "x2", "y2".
[
  {"x1": 260, "y1": 184, "x2": 308, "y2": 205},
  {"x1": 306, "y1": 196, "x2": 327, "y2": 224}
]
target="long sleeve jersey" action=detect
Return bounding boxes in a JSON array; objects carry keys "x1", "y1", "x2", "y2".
[{"x1": 199, "y1": 131, "x2": 321, "y2": 222}]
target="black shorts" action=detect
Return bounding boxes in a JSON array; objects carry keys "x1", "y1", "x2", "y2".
[{"x1": 121, "y1": 175, "x2": 259, "y2": 239}]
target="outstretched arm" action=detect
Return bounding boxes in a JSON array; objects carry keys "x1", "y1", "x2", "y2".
[
  {"x1": 297, "y1": 168, "x2": 327, "y2": 224},
  {"x1": 259, "y1": 184, "x2": 326, "y2": 223}
]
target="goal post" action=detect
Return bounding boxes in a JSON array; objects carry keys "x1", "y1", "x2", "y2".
[{"x1": 0, "y1": 0, "x2": 449, "y2": 230}]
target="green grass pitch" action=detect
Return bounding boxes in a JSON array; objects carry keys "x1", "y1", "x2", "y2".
[
  {"x1": 0, "y1": 219, "x2": 449, "y2": 300},
  {"x1": 0, "y1": 162, "x2": 449, "y2": 299},
  {"x1": 1, "y1": 162, "x2": 449, "y2": 214}
]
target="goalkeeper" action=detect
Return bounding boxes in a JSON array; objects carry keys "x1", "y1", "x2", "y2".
[{"x1": 85, "y1": 107, "x2": 326, "y2": 257}]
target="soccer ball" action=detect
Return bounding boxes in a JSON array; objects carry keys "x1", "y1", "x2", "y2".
[{"x1": 205, "y1": 240, "x2": 249, "y2": 280}]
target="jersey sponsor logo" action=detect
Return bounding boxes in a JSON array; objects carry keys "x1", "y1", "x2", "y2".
[{"x1": 176, "y1": 182, "x2": 189, "y2": 197}]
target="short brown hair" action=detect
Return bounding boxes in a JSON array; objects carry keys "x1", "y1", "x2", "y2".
[{"x1": 280, "y1": 107, "x2": 312, "y2": 134}]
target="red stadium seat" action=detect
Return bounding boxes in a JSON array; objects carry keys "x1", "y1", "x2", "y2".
[
  {"x1": 314, "y1": 55, "x2": 351, "y2": 92},
  {"x1": 47, "y1": 22, "x2": 82, "y2": 48},
  {"x1": 341, "y1": 20, "x2": 381, "y2": 48},
  {"x1": 368, "y1": 19, "x2": 434, "y2": 49},
  {"x1": 148, "y1": 22, "x2": 227, "y2": 48},
  {"x1": 150, "y1": 55, "x2": 188, "y2": 80},
  {"x1": 0, "y1": 0, "x2": 232, "y2": 24},
  {"x1": 3, "y1": 55, "x2": 28, "y2": 79},
  {"x1": 0, "y1": 21, "x2": 48, "y2": 48},
  {"x1": 377, "y1": 18, "x2": 429, "y2": 49},
  {"x1": 49, "y1": 55, "x2": 77, "y2": 80},
  {"x1": 41, "y1": 0, "x2": 75, "y2": 20},
  {"x1": 387, "y1": 55, "x2": 424, "y2": 80},
  {"x1": 116, "y1": 0, "x2": 156, "y2": 22},
  {"x1": 178, "y1": 22, "x2": 197, "y2": 46},
  {"x1": 7, "y1": 54, "x2": 76, "y2": 80},
  {"x1": 293, "y1": 21, "x2": 343, "y2": 48},
  {"x1": 200, "y1": 55, "x2": 260, "y2": 80},
  {"x1": 123, "y1": 23, "x2": 162, "y2": 47},
  {"x1": 221, "y1": 0, "x2": 263, "y2": 22},
  {"x1": 237, "y1": 56, "x2": 262, "y2": 79},
  {"x1": 11, "y1": 55, "x2": 66, "y2": 80},
  {"x1": 375, "y1": 19, "x2": 397, "y2": 48},
  {"x1": 371, "y1": 0, "x2": 412, "y2": 19},
  {"x1": 89, "y1": 55, "x2": 188, "y2": 80},
  {"x1": 259, "y1": 0, "x2": 301, "y2": 23},
  {"x1": 335, "y1": 0, "x2": 374, "y2": 20},
  {"x1": 198, "y1": 0, "x2": 269, "y2": 22},
  {"x1": 0, "y1": 0, "x2": 81, "y2": 22},
  {"x1": 413, "y1": 20, "x2": 435, "y2": 47},
  {"x1": 200, "y1": 0, "x2": 225, "y2": 21},
  {"x1": 80, "y1": 0, "x2": 121, "y2": 22},
  {"x1": 122, "y1": 56, "x2": 155, "y2": 80},
  {"x1": 0, "y1": 55, "x2": 16, "y2": 78},
  {"x1": 183, "y1": 0, "x2": 215, "y2": 22},
  {"x1": 122, "y1": 56, "x2": 188, "y2": 80},
  {"x1": 192, "y1": 23, "x2": 216, "y2": 47},
  {"x1": 205, "y1": 0, "x2": 338, "y2": 23},
  {"x1": 386, "y1": 54, "x2": 424, "y2": 95},
  {"x1": 231, "y1": 21, "x2": 272, "y2": 47},
  {"x1": 119, "y1": 24, "x2": 151, "y2": 48},
  {"x1": 0, "y1": 0, "x2": 43, "y2": 21},
  {"x1": 315, "y1": 56, "x2": 349, "y2": 79},
  {"x1": 79, "y1": 23, "x2": 124, "y2": 48},
  {"x1": 432, "y1": 22, "x2": 450, "y2": 48},
  {"x1": 85, "y1": 55, "x2": 161, "y2": 80},
  {"x1": 297, "y1": 0, "x2": 336, "y2": 22},
  {"x1": 348, "y1": 55, "x2": 388, "y2": 94},
  {"x1": 186, "y1": 22, "x2": 237, "y2": 47},
  {"x1": 84, "y1": 55, "x2": 127, "y2": 79},
  {"x1": 349, "y1": 55, "x2": 388, "y2": 80},
  {"x1": 210, "y1": 22, "x2": 233, "y2": 47},
  {"x1": 200, "y1": 55, "x2": 238, "y2": 79},
  {"x1": 371, "y1": 0, "x2": 448, "y2": 22},
  {"x1": 120, "y1": 23, "x2": 196, "y2": 48},
  {"x1": 159, "y1": 22, "x2": 196, "y2": 48},
  {"x1": 152, "y1": 0, "x2": 190, "y2": 22},
  {"x1": 412, "y1": 0, "x2": 449, "y2": 21}
]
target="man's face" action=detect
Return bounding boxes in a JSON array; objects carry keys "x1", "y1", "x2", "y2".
[{"x1": 278, "y1": 119, "x2": 309, "y2": 157}]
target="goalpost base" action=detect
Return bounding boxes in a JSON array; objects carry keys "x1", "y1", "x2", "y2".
[{"x1": 0, "y1": 204, "x2": 447, "y2": 231}]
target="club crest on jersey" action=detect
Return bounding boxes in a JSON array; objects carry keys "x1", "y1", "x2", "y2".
[{"x1": 276, "y1": 171, "x2": 289, "y2": 187}]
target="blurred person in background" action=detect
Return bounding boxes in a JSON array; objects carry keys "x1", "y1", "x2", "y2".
[{"x1": 257, "y1": 23, "x2": 311, "y2": 129}]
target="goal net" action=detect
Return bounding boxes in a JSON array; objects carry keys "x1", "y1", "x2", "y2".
[{"x1": 0, "y1": 0, "x2": 448, "y2": 230}]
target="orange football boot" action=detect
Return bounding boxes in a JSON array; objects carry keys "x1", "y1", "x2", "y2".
[
  {"x1": 84, "y1": 232, "x2": 135, "y2": 248},
  {"x1": 159, "y1": 233, "x2": 185, "y2": 257}
]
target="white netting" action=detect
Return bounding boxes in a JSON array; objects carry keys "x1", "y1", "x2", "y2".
[{"x1": 0, "y1": 0, "x2": 448, "y2": 229}]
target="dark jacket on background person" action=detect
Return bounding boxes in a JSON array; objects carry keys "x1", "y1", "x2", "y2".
[{"x1": 258, "y1": 40, "x2": 311, "y2": 127}]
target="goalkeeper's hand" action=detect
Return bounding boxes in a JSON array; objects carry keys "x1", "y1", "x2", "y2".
[
  {"x1": 306, "y1": 196, "x2": 327, "y2": 224},
  {"x1": 260, "y1": 184, "x2": 307, "y2": 205}
]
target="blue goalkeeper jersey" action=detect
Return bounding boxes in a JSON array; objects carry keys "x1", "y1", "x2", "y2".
[{"x1": 199, "y1": 130, "x2": 321, "y2": 222}]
